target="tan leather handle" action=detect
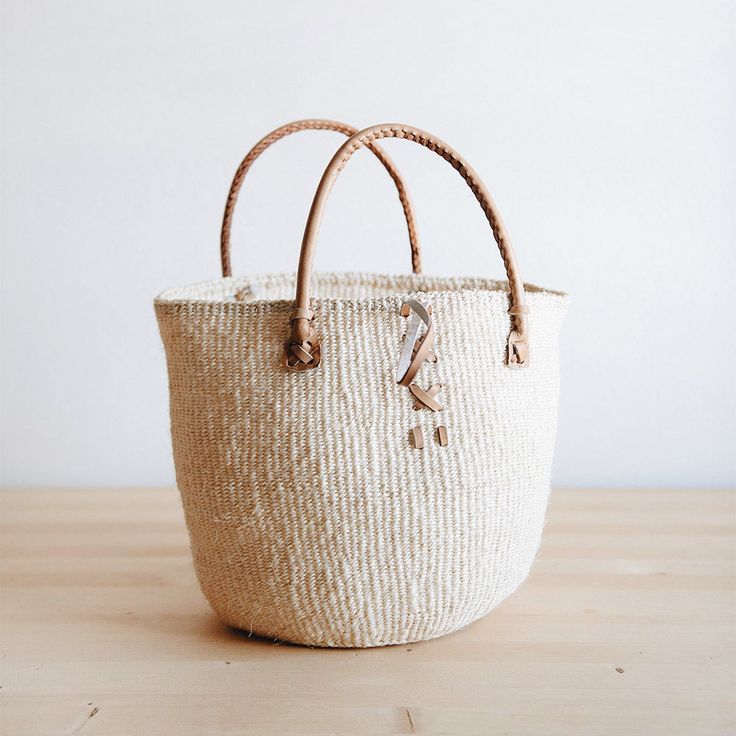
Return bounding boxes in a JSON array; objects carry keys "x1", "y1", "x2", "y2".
[
  {"x1": 220, "y1": 119, "x2": 421, "y2": 277},
  {"x1": 284, "y1": 124, "x2": 529, "y2": 371}
]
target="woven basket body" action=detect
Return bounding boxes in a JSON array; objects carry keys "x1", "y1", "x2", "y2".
[{"x1": 155, "y1": 272, "x2": 568, "y2": 647}]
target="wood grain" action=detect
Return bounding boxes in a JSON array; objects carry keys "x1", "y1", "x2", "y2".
[{"x1": 1, "y1": 488, "x2": 734, "y2": 735}]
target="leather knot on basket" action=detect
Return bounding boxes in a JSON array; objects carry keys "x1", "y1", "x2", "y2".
[{"x1": 284, "y1": 308, "x2": 321, "y2": 370}]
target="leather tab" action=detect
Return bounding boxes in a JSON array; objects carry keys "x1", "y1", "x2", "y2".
[{"x1": 507, "y1": 331, "x2": 529, "y2": 366}]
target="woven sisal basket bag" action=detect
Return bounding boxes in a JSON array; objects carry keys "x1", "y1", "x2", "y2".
[{"x1": 155, "y1": 123, "x2": 568, "y2": 648}]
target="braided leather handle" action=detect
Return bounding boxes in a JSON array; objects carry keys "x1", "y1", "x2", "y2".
[
  {"x1": 221, "y1": 119, "x2": 421, "y2": 277},
  {"x1": 285, "y1": 124, "x2": 529, "y2": 371}
]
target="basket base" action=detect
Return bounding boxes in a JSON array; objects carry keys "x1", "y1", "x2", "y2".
[{"x1": 209, "y1": 576, "x2": 530, "y2": 649}]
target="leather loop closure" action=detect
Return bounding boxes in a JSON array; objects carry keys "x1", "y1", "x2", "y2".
[
  {"x1": 400, "y1": 323, "x2": 435, "y2": 386},
  {"x1": 396, "y1": 300, "x2": 435, "y2": 386},
  {"x1": 285, "y1": 124, "x2": 530, "y2": 371}
]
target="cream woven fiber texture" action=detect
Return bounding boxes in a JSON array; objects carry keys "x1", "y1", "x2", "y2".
[{"x1": 155, "y1": 272, "x2": 568, "y2": 647}]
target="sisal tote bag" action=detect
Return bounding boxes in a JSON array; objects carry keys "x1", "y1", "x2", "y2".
[{"x1": 155, "y1": 123, "x2": 568, "y2": 648}]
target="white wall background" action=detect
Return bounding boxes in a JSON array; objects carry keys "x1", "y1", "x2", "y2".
[{"x1": 1, "y1": 0, "x2": 734, "y2": 487}]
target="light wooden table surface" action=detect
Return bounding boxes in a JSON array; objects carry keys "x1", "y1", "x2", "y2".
[{"x1": 1, "y1": 488, "x2": 733, "y2": 736}]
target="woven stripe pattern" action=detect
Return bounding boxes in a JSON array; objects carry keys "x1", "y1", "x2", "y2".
[{"x1": 155, "y1": 272, "x2": 568, "y2": 647}]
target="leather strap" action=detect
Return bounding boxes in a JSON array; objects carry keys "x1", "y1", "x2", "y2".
[
  {"x1": 220, "y1": 119, "x2": 421, "y2": 277},
  {"x1": 285, "y1": 124, "x2": 530, "y2": 370},
  {"x1": 400, "y1": 322, "x2": 435, "y2": 387},
  {"x1": 396, "y1": 300, "x2": 434, "y2": 385}
]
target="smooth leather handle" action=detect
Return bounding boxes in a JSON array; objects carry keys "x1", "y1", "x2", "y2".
[
  {"x1": 220, "y1": 119, "x2": 422, "y2": 277},
  {"x1": 284, "y1": 124, "x2": 529, "y2": 371}
]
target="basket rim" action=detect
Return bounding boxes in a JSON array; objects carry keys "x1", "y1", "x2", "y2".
[{"x1": 154, "y1": 271, "x2": 568, "y2": 310}]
